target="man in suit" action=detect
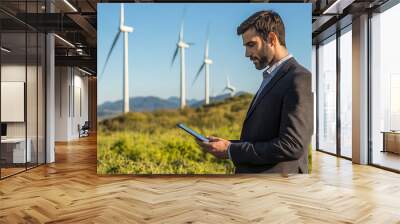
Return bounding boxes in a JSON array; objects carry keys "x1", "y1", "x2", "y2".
[{"x1": 197, "y1": 10, "x2": 313, "y2": 174}]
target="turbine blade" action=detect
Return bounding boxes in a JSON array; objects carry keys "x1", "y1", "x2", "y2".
[
  {"x1": 192, "y1": 63, "x2": 205, "y2": 85},
  {"x1": 179, "y1": 6, "x2": 187, "y2": 40},
  {"x1": 205, "y1": 23, "x2": 210, "y2": 57},
  {"x1": 206, "y1": 23, "x2": 211, "y2": 39},
  {"x1": 120, "y1": 3, "x2": 124, "y2": 26},
  {"x1": 171, "y1": 46, "x2": 179, "y2": 67},
  {"x1": 182, "y1": 6, "x2": 187, "y2": 20},
  {"x1": 180, "y1": 21, "x2": 184, "y2": 40},
  {"x1": 100, "y1": 31, "x2": 121, "y2": 77},
  {"x1": 187, "y1": 42, "x2": 195, "y2": 46},
  {"x1": 205, "y1": 41, "x2": 209, "y2": 58}
]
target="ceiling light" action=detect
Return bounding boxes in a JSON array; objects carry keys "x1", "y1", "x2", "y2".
[
  {"x1": 78, "y1": 67, "x2": 92, "y2": 76},
  {"x1": 63, "y1": 0, "x2": 78, "y2": 12},
  {"x1": 322, "y1": 0, "x2": 355, "y2": 15},
  {"x1": 1, "y1": 47, "x2": 11, "y2": 53},
  {"x1": 76, "y1": 48, "x2": 85, "y2": 55},
  {"x1": 54, "y1": 34, "x2": 75, "y2": 48}
]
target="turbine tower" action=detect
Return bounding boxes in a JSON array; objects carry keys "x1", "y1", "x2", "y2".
[
  {"x1": 192, "y1": 25, "x2": 212, "y2": 105},
  {"x1": 171, "y1": 18, "x2": 192, "y2": 109},
  {"x1": 223, "y1": 75, "x2": 236, "y2": 97},
  {"x1": 100, "y1": 3, "x2": 133, "y2": 113}
]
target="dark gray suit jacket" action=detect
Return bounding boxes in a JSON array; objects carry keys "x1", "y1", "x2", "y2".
[{"x1": 229, "y1": 58, "x2": 313, "y2": 174}]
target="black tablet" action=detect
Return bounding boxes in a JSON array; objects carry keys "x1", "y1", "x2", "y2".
[{"x1": 176, "y1": 123, "x2": 209, "y2": 142}]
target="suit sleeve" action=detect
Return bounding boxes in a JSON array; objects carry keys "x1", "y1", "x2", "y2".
[{"x1": 229, "y1": 71, "x2": 313, "y2": 165}]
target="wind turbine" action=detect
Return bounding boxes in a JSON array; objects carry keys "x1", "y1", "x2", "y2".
[
  {"x1": 223, "y1": 75, "x2": 236, "y2": 97},
  {"x1": 171, "y1": 12, "x2": 193, "y2": 109},
  {"x1": 100, "y1": 3, "x2": 133, "y2": 113},
  {"x1": 192, "y1": 25, "x2": 212, "y2": 105}
]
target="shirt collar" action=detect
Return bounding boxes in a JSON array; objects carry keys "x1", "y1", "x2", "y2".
[{"x1": 263, "y1": 54, "x2": 293, "y2": 79}]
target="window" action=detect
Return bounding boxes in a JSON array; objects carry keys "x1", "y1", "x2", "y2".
[
  {"x1": 339, "y1": 26, "x2": 352, "y2": 158},
  {"x1": 0, "y1": 1, "x2": 46, "y2": 179},
  {"x1": 317, "y1": 35, "x2": 337, "y2": 154},
  {"x1": 370, "y1": 2, "x2": 400, "y2": 171}
]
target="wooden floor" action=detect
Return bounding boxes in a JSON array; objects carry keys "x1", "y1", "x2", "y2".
[
  {"x1": 1, "y1": 135, "x2": 400, "y2": 223},
  {"x1": 373, "y1": 151, "x2": 400, "y2": 171},
  {"x1": 0, "y1": 167, "x2": 26, "y2": 178},
  {"x1": 1, "y1": 163, "x2": 44, "y2": 178}
]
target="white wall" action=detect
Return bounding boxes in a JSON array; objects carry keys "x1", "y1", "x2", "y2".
[
  {"x1": 55, "y1": 66, "x2": 69, "y2": 141},
  {"x1": 71, "y1": 72, "x2": 89, "y2": 138},
  {"x1": 1, "y1": 82, "x2": 25, "y2": 122},
  {"x1": 1, "y1": 63, "x2": 46, "y2": 164},
  {"x1": 0, "y1": 65, "x2": 42, "y2": 138},
  {"x1": 1, "y1": 65, "x2": 26, "y2": 138},
  {"x1": 55, "y1": 67, "x2": 89, "y2": 141}
]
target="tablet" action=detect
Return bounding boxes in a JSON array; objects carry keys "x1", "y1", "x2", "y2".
[{"x1": 176, "y1": 123, "x2": 209, "y2": 142}]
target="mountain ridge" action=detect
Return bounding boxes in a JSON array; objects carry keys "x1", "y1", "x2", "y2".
[{"x1": 98, "y1": 91, "x2": 249, "y2": 119}]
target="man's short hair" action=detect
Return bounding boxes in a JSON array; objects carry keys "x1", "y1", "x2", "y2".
[{"x1": 237, "y1": 10, "x2": 286, "y2": 47}]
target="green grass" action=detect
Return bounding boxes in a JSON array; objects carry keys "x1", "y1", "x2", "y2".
[
  {"x1": 97, "y1": 94, "x2": 252, "y2": 174},
  {"x1": 97, "y1": 93, "x2": 312, "y2": 174}
]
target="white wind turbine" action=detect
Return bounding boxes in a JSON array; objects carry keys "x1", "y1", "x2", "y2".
[
  {"x1": 223, "y1": 75, "x2": 236, "y2": 97},
  {"x1": 171, "y1": 13, "x2": 193, "y2": 109},
  {"x1": 192, "y1": 25, "x2": 212, "y2": 105},
  {"x1": 100, "y1": 3, "x2": 133, "y2": 113}
]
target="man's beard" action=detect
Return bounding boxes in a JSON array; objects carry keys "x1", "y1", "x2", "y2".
[{"x1": 253, "y1": 55, "x2": 269, "y2": 70}]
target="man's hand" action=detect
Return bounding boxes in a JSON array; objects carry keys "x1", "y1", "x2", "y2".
[{"x1": 196, "y1": 136, "x2": 231, "y2": 159}]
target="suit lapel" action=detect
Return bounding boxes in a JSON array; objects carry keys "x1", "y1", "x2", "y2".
[{"x1": 243, "y1": 58, "x2": 295, "y2": 123}]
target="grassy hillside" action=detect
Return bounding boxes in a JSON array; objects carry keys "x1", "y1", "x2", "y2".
[
  {"x1": 98, "y1": 92, "x2": 314, "y2": 174},
  {"x1": 97, "y1": 93, "x2": 253, "y2": 174}
]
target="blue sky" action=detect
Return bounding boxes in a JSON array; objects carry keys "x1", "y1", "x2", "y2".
[{"x1": 97, "y1": 3, "x2": 311, "y2": 104}]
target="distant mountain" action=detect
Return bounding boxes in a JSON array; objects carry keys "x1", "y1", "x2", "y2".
[
  {"x1": 97, "y1": 91, "x2": 249, "y2": 119},
  {"x1": 98, "y1": 96, "x2": 178, "y2": 118},
  {"x1": 189, "y1": 91, "x2": 247, "y2": 108},
  {"x1": 166, "y1": 96, "x2": 198, "y2": 107}
]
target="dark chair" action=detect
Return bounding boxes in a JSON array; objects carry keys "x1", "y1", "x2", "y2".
[{"x1": 78, "y1": 121, "x2": 90, "y2": 138}]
